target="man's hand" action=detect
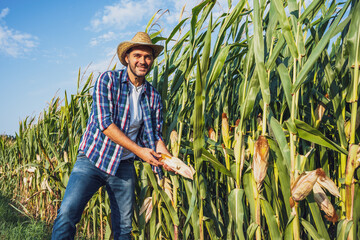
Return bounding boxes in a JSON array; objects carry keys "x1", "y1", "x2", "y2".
[
  {"x1": 163, "y1": 163, "x2": 175, "y2": 172},
  {"x1": 103, "y1": 124, "x2": 162, "y2": 167},
  {"x1": 137, "y1": 148, "x2": 163, "y2": 167},
  {"x1": 155, "y1": 139, "x2": 177, "y2": 173}
]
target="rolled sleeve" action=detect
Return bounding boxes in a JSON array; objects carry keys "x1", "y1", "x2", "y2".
[{"x1": 93, "y1": 72, "x2": 114, "y2": 131}]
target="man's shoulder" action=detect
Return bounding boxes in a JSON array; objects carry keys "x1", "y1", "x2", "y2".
[
  {"x1": 145, "y1": 80, "x2": 161, "y2": 98},
  {"x1": 100, "y1": 69, "x2": 125, "y2": 79}
]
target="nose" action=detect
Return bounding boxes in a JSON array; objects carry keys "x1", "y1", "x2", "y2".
[{"x1": 139, "y1": 56, "x2": 146, "y2": 64}]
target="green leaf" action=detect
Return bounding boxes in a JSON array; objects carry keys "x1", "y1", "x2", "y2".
[
  {"x1": 298, "y1": 0, "x2": 324, "y2": 23},
  {"x1": 143, "y1": 163, "x2": 159, "y2": 192},
  {"x1": 272, "y1": 0, "x2": 298, "y2": 59},
  {"x1": 268, "y1": 139, "x2": 291, "y2": 215},
  {"x1": 261, "y1": 198, "x2": 282, "y2": 240},
  {"x1": 240, "y1": 72, "x2": 261, "y2": 121},
  {"x1": 277, "y1": 64, "x2": 293, "y2": 111},
  {"x1": 145, "y1": 10, "x2": 161, "y2": 33},
  {"x1": 269, "y1": 117, "x2": 291, "y2": 171},
  {"x1": 294, "y1": 119, "x2": 348, "y2": 155},
  {"x1": 253, "y1": 0, "x2": 270, "y2": 104},
  {"x1": 201, "y1": 148, "x2": 234, "y2": 178},
  {"x1": 161, "y1": 205, "x2": 175, "y2": 239},
  {"x1": 206, "y1": 45, "x2": 232, "y2": 96},
  {"x1": 243, "y1": 171, "x2": 256, "y2": 221},
  {"x1": 300, "y1": 218, "x2": 326, "y2": 240},
  {"x1": 345, "y1": 0, "x2": 360, "y2": 102},
  {"x1": 213, "y1": 0, "x2": 246, "y2": 55},
  {"x1": 228, "y1": 189, "x2": 245, "y2": 240},
  {"x1": 265, "y1": 36, "x2": 285, "y2": 71},
  {"x1": 165, "y1": 18, "x2": 189, "y2": 45},
  {"x1": 158, "y1": 188, "x2": 180, "y2": 226},
  {"x1": 337, "y1": 219, "x2": 353, "y2": 240},
  {"x1": 292, "y1": 0, "x2": 352, "y2": 93},
  {"x1": 306, "y1": 194, "x2": 331, "y2": 240}
]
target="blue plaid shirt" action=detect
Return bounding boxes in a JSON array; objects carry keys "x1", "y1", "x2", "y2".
[{"x1": 79, "y1": 68, "x2": 163, "y2": 177}]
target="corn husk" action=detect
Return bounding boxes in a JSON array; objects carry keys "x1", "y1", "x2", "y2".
[
  {"x1": 26, "y1": 167, "x2": 36, "y2": 173},
  {"x1": 209, "y1": 128, "x2": 216, "y2": 141},
  {"x1": 221, "y1": 144, "x2": 228, "y2": 160},
  {"x1": 315, "y1": 102, "x2": 326, "y2": 125},
  {"x1": 159, "y1": 154, "x2": 195, "y2": 180},
  {"x1": 41, "y1": 178, "x2": 54, "y2": 195},
  {"x1": 209, "y1": 128, "x2": 216, "y2": 155},
  {"x1": 157, "y1": 175, "x2": 173, "y2": 201},
  {"x1": 234, "y1": 120, "x2": 241, "y2": 163},
  {"x1": 256, "y1": 114, "x2": 263, "y2": 132},
  {"x1": 291, "y1": 170, "x2": 319, "y2": 202},
  {"x1": 139, "y1": 197, "x2": 153, "y2": 223},
  {"x1": 291, "y1": 168, "x2": 340, "y2": 211},
  {"x1": 313, "y1": 182, "x2": 338, "y2": 223},
  {"x1": 221, "y1": 113, "x2": 230, "y2": 148},
  {"x1": 170, "y1": 130, "x2": 179, "y2": 157},
  {"x1": 64, "y1": 151, "x2": 69, "y2": 163},
  {"x1": 252, "y1": 135, "x2": 269, "y2": 190},
  {"x1": 316, "y1": 170, "x2": 340, "y2": 198}
]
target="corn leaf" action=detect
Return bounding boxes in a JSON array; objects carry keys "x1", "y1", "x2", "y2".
[
  {"x1": 301, "y1": 218, "x2": 326, "y2": 240},
  {"x1": 294, "y1": 119, "x2": 348, "y2": 155},
  {"x1": 228, "y1": 189, "x2": 245, "y2": 240},
  {"x1": 292, "y1": 0, "x2": 352, "y2": 93}
]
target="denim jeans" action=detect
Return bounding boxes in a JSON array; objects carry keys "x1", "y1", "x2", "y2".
[{"x1": 51, "y1": 152, "x2": 136, "y2": 240}]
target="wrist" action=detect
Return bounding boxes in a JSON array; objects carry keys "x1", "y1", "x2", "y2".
[{"x1": 133, "y1": 145, "x2": 143, "y2": 156}]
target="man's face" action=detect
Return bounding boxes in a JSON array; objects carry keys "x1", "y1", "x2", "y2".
[{"x1": 125, "y1": 46, "x2": 154, "y2": 78}]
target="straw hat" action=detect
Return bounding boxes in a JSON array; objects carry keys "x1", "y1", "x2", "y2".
[{"x1": 117, "y1": 32, "x2": 164, "y2": 66}]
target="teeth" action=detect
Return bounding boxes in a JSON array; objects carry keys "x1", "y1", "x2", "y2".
[{"x1": 159, "y1": 154, "x2": 195, "y2": 180}]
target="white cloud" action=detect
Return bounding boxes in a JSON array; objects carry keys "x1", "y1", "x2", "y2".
[
  {"x1": 162, "y1": 0, "x2": 196, "y2": 26},
  {"x1": 86, "y1": 0, "x2": 241, "y2": 50},
  {"x1": 0, "y1": 8, "x2": 38, "y2": 57},
  {"x1": 0, "y1": 8, "x2": 9, "y2": 19},
  {"x1": 90, "y1": 31, "x2": 117, "y2": 46},
  {"x1": 89, "y1": 0, "x2": 160, "y2": 32}
]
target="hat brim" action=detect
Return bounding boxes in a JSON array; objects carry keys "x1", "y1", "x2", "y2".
[{"x1": 117, "y1": 41, "x2": 164, "y2": 66}]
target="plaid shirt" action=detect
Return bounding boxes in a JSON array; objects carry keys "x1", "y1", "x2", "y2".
[{"x1": 79, "y1": 68, "x2": 163, "y2": 177}]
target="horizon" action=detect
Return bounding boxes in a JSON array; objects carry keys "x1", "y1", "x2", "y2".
[{"x1": 0, "y1": 0, "x2": 232, "y2": 136}]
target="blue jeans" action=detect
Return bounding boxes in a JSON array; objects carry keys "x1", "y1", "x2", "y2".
[{"x1": 51, "y1": 153, "x2": 136, "y2": 240}]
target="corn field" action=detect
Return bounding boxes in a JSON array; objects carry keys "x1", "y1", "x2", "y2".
[{"x1": 1, "y1": 0, "x2": 360, "y2": 239}]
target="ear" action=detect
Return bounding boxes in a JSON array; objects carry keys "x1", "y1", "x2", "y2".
[{"x1": 125, "y1": 55, "x2": 129, "y2": 64}]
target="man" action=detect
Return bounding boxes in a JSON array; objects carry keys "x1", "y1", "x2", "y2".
[{"x1": 52, "y1": 32, "x2": 172, "y2": 240}]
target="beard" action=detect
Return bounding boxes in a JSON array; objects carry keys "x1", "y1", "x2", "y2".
[{"x1": 128, "y1": 62, "x2": 151, "y2": 78}]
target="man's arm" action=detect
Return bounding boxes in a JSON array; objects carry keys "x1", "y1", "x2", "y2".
[{"x1": 103, "y1": 123, "x2": 163, "y2": 167}]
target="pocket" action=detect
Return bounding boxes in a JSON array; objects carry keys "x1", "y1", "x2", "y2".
[{"x1": 76, "y1": 151, "x2": 88, "y2": 162}]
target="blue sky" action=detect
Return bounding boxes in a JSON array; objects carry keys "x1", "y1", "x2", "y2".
[{"x1": 1, "y1": 0, "x2": 229, "y2": 135}]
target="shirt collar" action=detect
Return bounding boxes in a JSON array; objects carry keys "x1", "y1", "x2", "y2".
[{"x1": 121, "y1": 67, "x2": 150, "y2": 95}]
